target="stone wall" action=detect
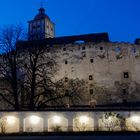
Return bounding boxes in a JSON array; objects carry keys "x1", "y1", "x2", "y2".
[{"x1": 50, "y1": 42, "x2": 140, "y2": 105}]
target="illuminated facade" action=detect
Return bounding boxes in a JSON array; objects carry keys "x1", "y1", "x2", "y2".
[
  {"x1": 19, "y1": 6, "x2": 140, "y2": 106},
  {"x1": 0, "y1": 6, "x2": 140, "y2": 136}
]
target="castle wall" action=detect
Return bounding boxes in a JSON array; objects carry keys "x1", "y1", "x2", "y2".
[{"x1": 51, "y1": 42, "x2": 140, "y2": 105}]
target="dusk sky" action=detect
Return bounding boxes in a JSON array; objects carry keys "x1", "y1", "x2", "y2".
[{"x1": 0, "y1": 0, "x2": 140, "y2": 43}]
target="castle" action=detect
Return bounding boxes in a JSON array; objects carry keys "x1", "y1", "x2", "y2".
[
  {"x1": 0, "y1": 5, "x2": 140, "y2": 135},
  {"x1": 0, "y1": 6, "x2": 140, "y2": 110},
  {"x1": 26, "y1": 6, "x2": 140, "y2": 105}
]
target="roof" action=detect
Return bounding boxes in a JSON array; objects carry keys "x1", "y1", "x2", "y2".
[
  {"x1": 34, "y1": 7, "x2": 50, "y2": 20},
  {"x1": 17, "y1": 33, "x2": 110, "y2": 51}
]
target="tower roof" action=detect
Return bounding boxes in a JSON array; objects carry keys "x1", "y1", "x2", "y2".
[{"x1": 34, "y1": 7, "x2": 50, "y2": 20}]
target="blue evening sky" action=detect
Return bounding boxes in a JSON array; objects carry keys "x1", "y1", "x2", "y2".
[{"x1": 0, "y1": 0, "x2": 140, "y2": 43}]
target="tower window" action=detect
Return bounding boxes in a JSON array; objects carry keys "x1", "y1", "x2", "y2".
[
  {"x1": 124, "y1": 72, "x2": 129, "y2": 78},
  {"x1": 65, "y1": 60, "x2": 68, "y2": 64},
  {"x1": 89, "y1": 89, "x2": 93, "y2": 95},
  {"x1": 89, "y1": 75, "x2": 93, "y2": 80},
  {"x1": 90, "y1": 59, "x2": 94, "y2": 63}
]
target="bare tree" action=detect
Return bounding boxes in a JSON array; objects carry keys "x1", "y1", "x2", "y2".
[
  {"x1": 99, "y1": 112, "x2": 123, "y2": 131},
  {"x1": 38, "y1": 77, "x2": 88, "y2": 108},
  {"x1": 20, "y1": 42, "x2": 57, "y2": 110},
  {"x1": 0, "y1": 25, "x2": 88, "y2": 110},
  {"x1": 0, "y1": 24, "x2": 25, "y2": 110}
]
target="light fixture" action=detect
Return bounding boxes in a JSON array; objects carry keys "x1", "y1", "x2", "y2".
[
  {"x1": 79, "y1": 116, "x2": 89, "y2": 124},
  {"x1": 130, "y1": 115, "x2": 140, "y2": 123},
  {"x1": 29, "y1": 115, "x2": 40, "y2": 125},
  {"x1": 53, "y1": 115, "x2": 61, "y2": 124},
  {"x1": 6, "y1": 116, "x2": 16, "y2": 125}
]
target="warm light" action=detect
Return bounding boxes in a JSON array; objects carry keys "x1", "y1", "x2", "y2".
[
  {"x1": 53, "y1": 116, "x2": 61, "y2": 124},
  {"x1": 6, "y1": 116, "x2": 16, "y2": 125},
  {"x1": 29, "y1": 115, "x2": 40, "y2": 125},
  {"x1": 79, "y1": 116, "x2": 89, "y2": 124},
  {"x1": 131, "y1": 116, "x2": 140, "y2": 123},
  {"x1": 107, "y1": 116, "x2": 112, "y2": 122}
]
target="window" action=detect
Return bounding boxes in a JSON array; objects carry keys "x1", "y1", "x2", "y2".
[
  {"x1": 100, "y1": 47, "x2": 103, "y2": 50},
  {"x1": 82, "y1": 52, "x2": 86, "y2": 57},
  {"x1": 131, "y1": 48, "x2": 136, "y2": 53},
  {"x1": 82, "y1": 46, "x2": 85, "y2": 50},
  {"x1": 124, "y1": 72, "x2": 129, "y2": 78},
  {"x1": 123, "y1": 99, "x2": 127, "y2": 103},
  {"x1": 89, "y1": 75, "x2": 93, "y2": 80},
  {"x1": 90, "y1": 59, "x2": 94, "y2": 63},
  {"x1": 43, "y1": 78, "x2": 46, "y2": 83},
  {"x1": 65, "y1": 60, "x2": 68, "y2": 64},
  {"x1": 47, "y1": 49, "x2": 50, "y2": 52},
  {"x1": 65, "y1": 77, "x2": 68, "y2": 82},
  {"x1": 123, "y1": 89, "x2": 126, "y2": 94},
  {"x1": 65, "y1": 90, "x2": 69, "y2": 96},
  {"x1": 89, "y1": 89, "x2": 93, "y2": 95},
  {"x1": 24, "y1": 64, "x2": 27, "y2": 68}
]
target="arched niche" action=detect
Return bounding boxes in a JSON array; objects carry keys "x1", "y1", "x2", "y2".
[
  {"x1": 24, "y1": 115, "x2": 43, "y2": 132},
  {"x1": 73, "y1": 113, "x2": 94, "y2": 131},
  {"x1": 126, "y1": 114, "x2": 140, "y2": 131},
  {"x1": 48, "y1": 115, "x2": 68, "y2": 132},
  {"x1": 98, "y1": 112, "x2": 122, "y2": 131},
  {"x1": 0, "y1": 115, "x2": 19, "y2": 133}
]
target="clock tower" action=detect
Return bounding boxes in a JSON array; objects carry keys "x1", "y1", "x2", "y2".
[{"x1": 28, "y1": 6, "x2": 55, "y2": 40}]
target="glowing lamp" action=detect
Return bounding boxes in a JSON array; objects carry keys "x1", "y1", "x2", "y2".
[
  {"x1": 79, "y1": 116, "x2": 89, "y2": 124},
  {"x1": 6, "y1": 116, "x2": 16, "y2": 125},
  {"x1": 29, "y1": 115, "x2": 40, "y2": 125},
  {"x1": 131, "y1": 116, "x2": 140, "y2": 123},
  {"x1": 53, "y1": 116, "x2": 61, "y2": 124}
]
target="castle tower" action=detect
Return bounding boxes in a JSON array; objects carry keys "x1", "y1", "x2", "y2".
[{"x1": 28, "y1": 5, "x2": 55, "y2": 40}]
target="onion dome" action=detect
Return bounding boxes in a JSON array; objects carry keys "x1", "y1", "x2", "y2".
[{"x1": 34, "y1": 7, "x2": 50, "y2": 20}]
